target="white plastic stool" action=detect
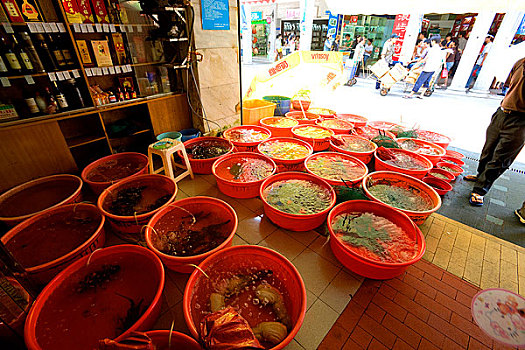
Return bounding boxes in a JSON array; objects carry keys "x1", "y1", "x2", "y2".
[{"x1": 148, "y1": 138, "x2": 194, "y2": 183}]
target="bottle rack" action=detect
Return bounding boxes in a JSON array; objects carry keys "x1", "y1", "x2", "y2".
[{"x1": 0, "y1": 0, "x2": 192, "y2": 192}]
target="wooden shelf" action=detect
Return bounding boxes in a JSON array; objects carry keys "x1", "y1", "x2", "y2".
[
  {"x1": 109, "y1": 128, "x2": 152, "y2": 140},
  {"x1": 3, "y1": 69, "x2": 80, "y2": 81},
  {"x1": 67, "y1": 135, "x2": 106, "y2": 148},
  {"x1": 131, "y1": 61, "x2": 167, "y2": 68}
]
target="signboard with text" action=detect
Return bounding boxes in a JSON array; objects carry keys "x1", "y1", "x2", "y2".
[
  {"x1": 201, "y1": 0, "x2": 230, "y2": 30},
  {"x1": 392, "y1": 14, "x2": 410, "y2": 61}
]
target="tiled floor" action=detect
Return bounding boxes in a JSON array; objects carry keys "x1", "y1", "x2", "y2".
[{"x1": 105, "y1": 174, "x2": 525, "y2": 349}]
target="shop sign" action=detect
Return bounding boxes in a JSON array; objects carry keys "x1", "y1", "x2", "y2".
[
  {"x1": 350, "y1": 16, "x2": 358, "y2": 23},
  {"x1": 326, "y1": 10, "x2": 341, "y2": 38},
  {"x1": 392, "y1": 14, "x2": 410, "y2": 61},
  {"x1": 201, "y1": 0, "x2": 230, "y2": 30},
  {"x1": 251, "y1": 11, "x2": 262, "y2": 21},
  {"x1": 286, "y1": 9, "x2": 300, "y2": 19}
]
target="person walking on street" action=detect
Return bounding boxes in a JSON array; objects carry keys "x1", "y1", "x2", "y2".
[
  {"x1": 466, "y1": 34, "x2": 494, "y2": 89},
  {"x1": 376, "y1": 34, "x2": 399, "y2": 89},
  {"x1": 331, "y1": 35, "x2": 341, "y2": 51},
  {"x1": 403, "y1": 35, "x2": 444, "y2": 99},
  {"x1": 442, "y1": 38, "x2": 458, "y2": 88},
  {"x1": 458, "y1": 31, "x2": 468, "y2": 52},
  {"x1": 275, "y1": 34, "x2": 283, "y2": 61},
  {"x1": 324, "y1": 34, "x2": 333, "y2": 51},
  {"x1": 350, "y1": 35, "x2": 362, "y2": 58},
  {"x1": 464, "y1": 57, "x2": 525, "y2": 207},
  {"x1": 353, "y1": 36, "x2": 366, "y2": 76},
  {"x1": 363, "y1": 39, "x2": 373, "y2": 66}
]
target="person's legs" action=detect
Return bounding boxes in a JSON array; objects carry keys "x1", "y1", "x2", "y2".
[
  {"x1": 473, "y1": 111, "x2": 525, "y2": 196},
  {"x1": 406, "y1": 71, "x2": 432, "y2": 97},
  {"x1": 465, "y1": 64, "x2": 480, "y2": 89},
  {"x1": 475, "y1": 109, "x2": 504, "y2": 178}
]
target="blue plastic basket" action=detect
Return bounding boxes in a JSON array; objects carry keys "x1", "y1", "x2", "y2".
[{"x1": 263, "y1": 96, "x2": 291, "y2": 116}]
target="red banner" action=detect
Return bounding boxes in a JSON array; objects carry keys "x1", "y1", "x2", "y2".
[{"x1": 392, "y1": 14, "x2": 410, "y2": 61}]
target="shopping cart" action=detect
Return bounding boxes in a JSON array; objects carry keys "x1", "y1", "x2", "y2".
[
  {"x1": 370, "y1": 60, "x2": 409, "y2": 96},
  {"x1": 343, "y1": 55, "x2": 360, "y2": 86}
]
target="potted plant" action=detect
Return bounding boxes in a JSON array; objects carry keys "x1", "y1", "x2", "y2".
[{"x1": 291, "y1": 89, "x2": 311, "y2": 111}]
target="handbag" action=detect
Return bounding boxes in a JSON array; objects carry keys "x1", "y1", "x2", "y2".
[{"x1": 441, "y1": 68, "x2": 448, "y2": 79}]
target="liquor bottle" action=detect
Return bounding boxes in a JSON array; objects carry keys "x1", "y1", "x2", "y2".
[
  {"x1": 106, "y1": 0, "x2": 121, "y2": 23},
  {"x1": 64, "y1": 79, "x2": 85, "y2": 108},
  {"x1": 23, "y1": 90, "x2": 39, "y2": 116},
  {"x1": 45, "y1": 35, "x2": 67, "y2": 69},
  {"x1": 1, "y1": 36, "x2": 22, "y2": 74},
  {"x1": 33, "y1": 34, "x2": 58, "y2": 71},
  {"x1": 117, "y1": 87, "x2": 124, "y2": 101},
  {"x1": 57, "y1": 35, "x2": 75, "y2": 67},
  {"x1": 11, "y1": 34, "x2": 34, "y2": 73},
  {"x1": 52, "y1": 81, "x2": 68, "y2": 111},
  {"x1": 43, "y1": 86, "x2": 58, "y2": 114},
  {"x1": 0, "y1": 54, "x2": 8, "y2": 76},
  {"x1": 18, "y1": 32, "x2": 45, "y2": 73},
  {"x1": 34, "y1": 91, "x2": 46, "y2": 113}
]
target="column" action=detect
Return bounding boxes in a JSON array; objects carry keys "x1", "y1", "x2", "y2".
[
  {"x1": 449, "y1": 12, "x2": 496, "y2": 92},
  {"x1": 398, "y1": 13, "x2": 423, "y2": 64},
  {"x1": 299, "y1": 0, "x2": 315, "y2": 51},
  {"x1": 268, "y1": 3, "x2": 277, "y2": 60},
  {"x1": 471, "y1": 12, "x2": 525, "y2": 94},
  {"x1": 240, "y1": 3, "x2": 252, "y2": 64}
]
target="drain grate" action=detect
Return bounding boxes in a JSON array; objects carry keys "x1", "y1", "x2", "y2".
[{"x1": 464, "y1": 156, "x2": 525, "y2": 175}]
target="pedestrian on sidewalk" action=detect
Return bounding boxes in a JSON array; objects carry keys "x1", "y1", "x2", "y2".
[
  {"x1": 363, "y1": 39, "x2": 373, "y2": 66},
  {"x1": 331, "y1": 35, "x2": 341, "y2": 51},
  {"x1": 457, "y1": 31, "x2": 468, "y2": 52},
  {"x1": 324, "y1": 34, "x2": 333, "y2": 52},
  {"x1": 403, "y1": 35, "x2": 444, "y2": 99},
  {"x1": 464, "y1": 57, "x2": 525, "y2": 207},
  {"x1": 375, "y1": 34, "x2": 399, "y2": 89},
  {"x1": 442, "y1": 38, "x2": 458, "y2": 88},
  {"x1": 275, "y1": 34, "x2": 283, "y2": 61},
  {"x1": 465, "y1": 34, "x2": 494, "y2": 89}
]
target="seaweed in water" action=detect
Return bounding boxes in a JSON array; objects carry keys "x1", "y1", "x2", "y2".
[
  {"x1": 108, "y1": 186, "x2": 171, "y2": 216},
  {"x1": 189, "y1": 142, "x2": 230, "y2": 159},
  {"x1": 76, "y1": 264, "x2": 120, "y2": 293},
  {"x1": 114, "y1": 292, "x2": 145, "y2": 333}
]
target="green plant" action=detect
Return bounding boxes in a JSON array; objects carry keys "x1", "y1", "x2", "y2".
[{"x1": 292, "y1": 89, "x2": 311, "y2": 101}]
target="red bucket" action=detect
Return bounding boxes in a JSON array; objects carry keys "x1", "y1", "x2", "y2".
[
  {"x1": 316, "y1": 118, "x2": 354, "y2": 135},
  {"x1": 436, "y1": 162, "x2": 463, "y2": 177},
  {"x1": 327, "y1": 200, "x2": 426, "y2": 279},
  {"x1": 427, "y1": 168, "x2": 455, "y2": 182},
  {"x1": 285, "y1": 111, "x2": 320, "y2": 125},
  {"x1": 183, "y1": 245, "x2": 307, "y2": 350},
  {"x1": 145, "y1": 196, "x2": 238, "y2": 273},
  {"x1": 440, "y1": 155, "x2": 465, "y2": 167},
  {"x1": 81, "y1": 152, "x2": 149, "y2": 195},
  {"x1": 260, "y1": 172, "x2": 336, "y2": 231},
  {"x1": 24, "y1": 245, "x2": 165, "y2": 350},
  {"x1": 396, "y1": 138, "x2": 445, "y2": 166},
  {"x1": 368, "y1": 120, "x2": 401, "y2": 132},
  {"x1": 97, "y1": 174, "x2": 177, "y2": 235},
  {"x1": 335, "y1": 113, "x2": 368, "y2": 128},
  {"x1": 416, "y1": 130, "x2": 452, "y2": 149},
  {"x1": 212, "y1": 152, "x2": 277, "y2": 198},
  {"x1": 445, "y1": 149, "x2": 465, "y2": 160},
  {"x1": 146, "y1": 330, "x2": 201, "y2": 349},
  {"x1": 354, "y1": 126, "x2": 395, "y2": 140},
  {"x1": 307, "y1": 107, "x2": 336, "y2": 118},
  {"x1": 329, "y1": 135, "x2": 377, "y2": 164},
  {"x1": 181, "y1": 137, "x2": 234, "y2": 174},
  {"x1": 362, "y1": 171, "x2": 441, "y2": 225},
  {"x1": 291, "y1": 125, "x2": 335, "y2": 151},
  {"x1": 0, "y1": 174, "x2": 83, "y2": 227},
  {"x1": 304, "y1": 152, "x2": 368, "y2": 187},
  {"x1": 1, "y1": 203, "x2": 105, "y2": 287},
  {"x1": 222, "y1": 125, "x2": 272, "y2": 152},
  {"x1": 258, "y1": 137, "x2": 313, "y2": 173},
  {"x1": 259, "y1": 117, "x2": 299, "y2": 137},
  {"x1": 374, "y1": 148, "x2": 433, "y2": 180},
  {"x1": 422, "y1": 176, "x2": 453, "y2": 196}
]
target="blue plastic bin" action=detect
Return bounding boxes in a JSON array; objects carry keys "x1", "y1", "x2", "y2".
[{"x1": 263, "y1": 96, "x2": 291, "y2": 116}]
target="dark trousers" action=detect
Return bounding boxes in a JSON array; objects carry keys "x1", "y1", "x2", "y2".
[
  {"x1": 473, "y1": 108, "x2": 525, "y2": 196},
  {"x1": 412, "y1": 71, "x2": 434, "y2": 93}
]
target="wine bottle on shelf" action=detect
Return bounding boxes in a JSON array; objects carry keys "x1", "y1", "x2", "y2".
[
  {"x1": 23, "y1": 89, "x2": 40, "y2": 116},
  {"x1": 106, "y1": 0, "x2": 121, "y2": 23},
  {"x1": 64, "y1": 79, "x2": 85, "y2": 109},
  {"x1": 33, "y1": 34, "x2": 58, "y2": 72},
  {"x1": 43, "y1": 86, "x2": 58, "y2": 114},
  {"x1": 57, "y1": 35, "x2": 75, "y2": 67},
  {"x1": 0, "y1": 54, "x2": 8, "y2": 76},
  {"x1": 11, "y1": 34, "x2": 35, "y2": 74},
  {"x1": 18, "y1": 32, "x2": 45, "y2": 73},
  {"x1": 52, "y1": 81, "x2": 68, "y2": 111},
  {"x1": 1, "y1": 36, "x2": 23, "y2": 74},
  {"x1": 117, "y1": 87, "x2": 124, "y2": 101},
  {"x1": 45, "y1": 35, "x2": 67, "y2": 69},
  {"x1": 34, "y1": 91, "x2": 46, "y2": 113}
]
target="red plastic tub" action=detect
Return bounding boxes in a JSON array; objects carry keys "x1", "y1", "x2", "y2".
[
  {"x1": 316, "y1": 118, "x2": 354, "y2": 135},
  {"x1": 329, "y1": 135, "x2": 377, "y2": 164},
  {"x1": 2, "y1": 203, "x2": 105, "y2": 287},
  {"x1": 145, "y1": 196, "x2": 238, "y2": 273},
  {"x1": 212, "y1": 152, "x2": 277, "y2": 198},
  {"x1": 222, "y1": 125, "x2": 272, "y2": 152},
  {"x1": 260, "y1": 172, "x2": 336, "y2": 231},
  {"x1": 259, "y1": 117, "x2": 299, "y2": 137},
  {"x1": 182, "y1": 137, "x2": 234, "y2": 174},
  {"x1": 436, "y1": 162, "x2": 464, "y2": 177},
  {"x1": 335, "y1": 113, "x2": 368, "y2": 128},
  {"x1": 285, "y1": 111, "x2": 320, "y2": 125},
  {"x1": 147, "y1": 330, "x2": 202, "y2": 349},
  {"x1": 440, "y1": 155, "x2": 465, "y2": 167},
  {"x1": 291, "y1": 99, "x2": 311, "y2": 111},
  {"x1": 396, "y1": 138, "x2": 445, "y2": 166},
  {"x1": 183, "y1": 245, "x2": 307, "y2": 350},
  {"x1": 0, "y1": 174, "x2": 83, "y2": 227},
  {"x1": 422, "y1": 176, "x2": 453, "y2": 196},
  {"x1": 307, "y1": 107, "x2": 336, "y2": 118},
  {"x1": 291, "y1": 125, "x2": 335, "y2": 151},
  {"x1": 374, "y1": 148, "x2": 433, "y2": 180},
  {"x1": 445, "y1": 149, "x2": 465, "y2": 160},
  {"x1": 328, "y1": 200, "x2": 426, "y2": 279},
  {"x1": 416, "y1": 130, "x2": 452, "y2": 149},
  {"x1": 304, "y1": 152, "x2": 368, "y2": 187},
  {"x1": 81, "y1": 152, "x2": 149, "y2": 195},
  {"x1": 362, "y1": 171, "x2": 441, "y2": 225},
  {"x1": 97, "y1": 174, "x2": 177, "y2": 235},
  {"x1": 24, "y1": 245, "x2": 165, "y2": 350},
  {"x1": 368, "y1": 121, "x2": 401, "y2": 132},
  {"x1": 258, "y1": 137, "x2": 313, "y2": 172},
  {"x1": 354, "y1": 126, "x2": 395, "y2": 140},
  {"x1": 427, "y1": 168, "x2": 455, "y2": 182}
]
